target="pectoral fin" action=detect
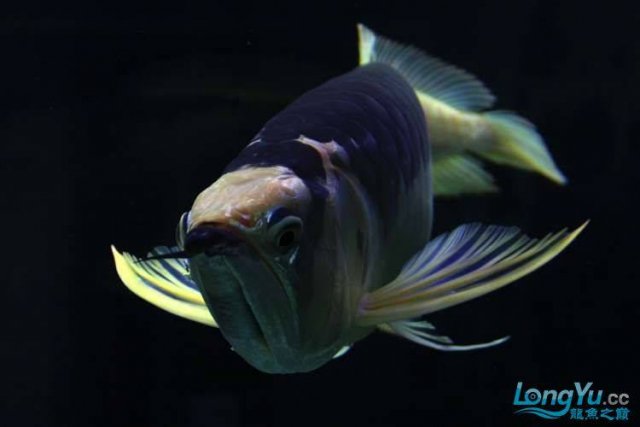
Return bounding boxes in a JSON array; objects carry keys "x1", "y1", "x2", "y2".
[
  {"x1": 111, "y1": 245, "x2": 217, "y2": 327},
  {"x1": 357, "y1": 221, "x2": 588, "y2": 328}
]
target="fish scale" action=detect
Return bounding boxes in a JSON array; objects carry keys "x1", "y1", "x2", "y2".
[{"x1": 233, "y1": 63, "x2": 430, "y2": 231}]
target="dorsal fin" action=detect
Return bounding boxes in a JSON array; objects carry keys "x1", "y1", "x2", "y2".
[{"x1": 357, "y1": 23, "x2": 495, "y2": 111}]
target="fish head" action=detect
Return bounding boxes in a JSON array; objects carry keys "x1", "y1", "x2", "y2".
[{"x1": 185, "y1": 166, "x2": 346, "y2": 373}]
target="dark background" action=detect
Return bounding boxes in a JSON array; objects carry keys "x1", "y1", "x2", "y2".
[{"x1": 2, "y1": 1, "x2": 639, "y2": 426}]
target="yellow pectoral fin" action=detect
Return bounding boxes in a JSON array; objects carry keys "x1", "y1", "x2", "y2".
[
  {"x1": 357, "y1": 221, "x2": 588, "y2": 327},
  {"x1": 111, "y1": 245, "x2": 217, "y2": 327}
]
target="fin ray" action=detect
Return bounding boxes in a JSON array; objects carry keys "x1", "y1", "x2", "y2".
[
  {"x1": 357, "y1": 221, "x2": 588, "y2": 326},
  {"x1": 380, "y1": 320, "x2": 510, "y2": 351},
  {"x1": 357, "y1": 24, "x2": 568, "y2": 189},
  {"x1": 481, "y1": 111, "x2": 568, "y2": 184},
  {"x1": 432, "y1": 154, "x2": 498, "y2": 195},
  {"x1": 358, "y1": 23, "x2": 495, "y2": 111},
  {"x1": 111, "y1": 245, "x2": 217, "y2": 327}
]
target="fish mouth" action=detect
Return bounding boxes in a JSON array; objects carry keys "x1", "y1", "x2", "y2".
[
  {"x1": 219, "y1": 256, "x2": 275, "y2": 357},
  {"x1": 187, "y1": 225, "x2": 299, "y2": 373}
]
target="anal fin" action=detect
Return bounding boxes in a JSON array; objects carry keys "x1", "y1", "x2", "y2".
[{"x1": 432, "y1": 153, "x2": 498, "y2": 196}]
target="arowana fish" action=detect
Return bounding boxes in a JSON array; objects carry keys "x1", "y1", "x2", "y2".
[{"x1": 112, "y1": 24, "x2": 586, "y2": 373}]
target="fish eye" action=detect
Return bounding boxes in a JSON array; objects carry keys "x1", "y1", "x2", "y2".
[
  {"x1": 269, "y1": 215, "x2": 302, "y2": 252},
  {"x1": 267, "y1": 207, "x2": 293, "y2": 227}
]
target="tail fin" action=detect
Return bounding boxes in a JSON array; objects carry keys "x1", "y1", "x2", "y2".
[
  {"x1": 357, "y1": 24, "x2": 567, "y2": 194},
  {"x1": 481, "y1": 111, "x2": 566, "y2": 184}
]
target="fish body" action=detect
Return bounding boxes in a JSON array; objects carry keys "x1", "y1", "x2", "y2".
[
  {"x1": 187, "y1": 63, "x2": 432, "y2": 372},
  {"x1": 112, "y1": 25, "x2": 586, "y2": 373}
]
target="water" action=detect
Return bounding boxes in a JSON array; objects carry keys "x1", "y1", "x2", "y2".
[{"x1": 3, "y1": 2, "x2": 638, "y2": 426}]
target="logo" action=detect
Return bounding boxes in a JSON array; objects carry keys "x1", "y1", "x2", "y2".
[{"x1": 513, "y1": 382, "x2": 631, "y2": 421}]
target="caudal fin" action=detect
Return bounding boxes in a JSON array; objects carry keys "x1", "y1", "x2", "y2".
[
  {"x1": 357, "y1": 24, "x2": 567, "y2": 194},
  {"x1": 481, "y1": 111, "x2": 567, "y2": 184}
]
